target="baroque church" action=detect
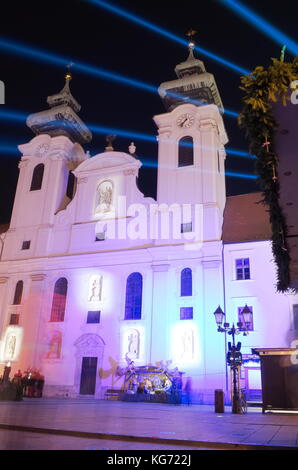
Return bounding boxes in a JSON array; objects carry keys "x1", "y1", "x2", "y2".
[{"x1": 0, "y1": 46, "x2": 297, "y2": 402}]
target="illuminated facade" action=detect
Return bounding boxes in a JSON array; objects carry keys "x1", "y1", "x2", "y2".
[{"x1": 0, "y1": 50, "x2": 297, "y2": 402}]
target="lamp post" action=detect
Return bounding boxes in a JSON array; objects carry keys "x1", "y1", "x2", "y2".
[{"x1": 213, "y1": 305, "x2": 253, "y2": 414}]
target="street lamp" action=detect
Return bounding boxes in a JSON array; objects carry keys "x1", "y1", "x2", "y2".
[{"x1": 213, "y1": 305, "x2": 252, "y2": 414}]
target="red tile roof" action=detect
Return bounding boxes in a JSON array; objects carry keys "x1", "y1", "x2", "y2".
[
  {"x1": 223, "y1": 192, "x2": 272, "y2": 243},
  {"x1": 0, "y1": 224, "x2": 9, "y2": 235}
]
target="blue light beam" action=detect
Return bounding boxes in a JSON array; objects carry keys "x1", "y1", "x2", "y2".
[
  {"x1": 87, "y1": 0, "x2": 250, "y2": 75},
  {"x1": 0, "y1": 37, "x2": 239, "y2": 119},
  {"x1": 219, "y1": 0, "x2": 298, "y2": 56},
  {"x1": 0, "y1": 108, "x2": 254, "y2": 159}
]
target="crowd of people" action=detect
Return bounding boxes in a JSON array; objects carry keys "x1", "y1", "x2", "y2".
[{"x1": 0, "y1": 368, "x2": 45, "y2": 401}]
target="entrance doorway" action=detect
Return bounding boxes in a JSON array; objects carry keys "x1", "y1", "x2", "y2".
[{"x1": 79, "y1": 357, "x2": 98, "y2": 395}]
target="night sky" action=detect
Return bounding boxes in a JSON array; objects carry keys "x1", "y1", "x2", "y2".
[{"x1": 0, "y1": 0, "x2": 296, "y2": 224}]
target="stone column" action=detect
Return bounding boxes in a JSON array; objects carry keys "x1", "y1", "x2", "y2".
[
  {"x1": 201, "y1": 259, "x2": 226, "y2": 390},
  {"x1": 21, "y1": 274, "x2": 47, "y2": 369},
  {"x1": 0, "y1": 277, "x2": 9, "y2": 337},
  {"x1": 149, "y1": 263, "x2": 170, "y2": 364}
]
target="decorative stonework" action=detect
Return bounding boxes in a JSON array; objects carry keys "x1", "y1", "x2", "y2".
[
  {"x1": 46, "y1": 330, "x2": 62, "y2": 359},
  {"x1": 201, "y1": 260, "x2": 221, "y2": 269},
  {"x1": 123, "y1": 169, "x2": 138, "y2": 177},
  {"x1": 95, "y1": 180, "x2": 113, "y2": 214},
  {"x1": 126, "y1": 328, "x2": 140, "y2": 360},
  {"x1": 35, "y1": 143, "x2": 50, "y2": 158},
  {"x1": 77, "y1": 177, "x2": 88, "y2": 184},
  {"x1": 88, "y1": 275, "x2": 103, "y2": 303},
  {"x1": 18, "y1": 159, "x2": 29, "y2": 169},
  {"x1": 73, "y1": 334, "x2": 105, "y2": 397},
  {"x1": 30, "y1": 274, "x2": 47, "y2": 282},
  {"x1": 151, "y1": 264, "x2": 170, "y2": 272},
  {"x1": 199, "y1": 119, "x2": 217, "y2": 131}
]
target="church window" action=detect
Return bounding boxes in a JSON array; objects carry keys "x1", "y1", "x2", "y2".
[
  {"x1": 293, "y1": 305, "x2": 298, "y2": 330},
  {"x1": 178, "y1": 136, "x2": 194, "y2": 167},
  {"x1": 9, "y1": 314, "x2": 20, "y2": 325},
  {"x1": 181, "y1": 268, "x2": 192, "y2": 296},
  {"x1": 235, "y1": 258, "x2": 250, "y2": 280},
  {"x1": 238, "y1": 306, "x2": 254, "y2": 331},
  {"x1": 21, "y1": 240, "x2": 31, "y2": 250},
  {"x1": 30, "y1": 163, "x2": 44, "y2": 191},
  {"x1": 181, "y1": 222, "x2": 192, "y2": 233},
  {"x1": 125, "y1": 272, "x2": 143, "y2": 320},
  {"x1": 180, "y1": 307, "x2": 193, "y2": 320},
  {"x1": 13, "y1": 280, "x2": 23, "y2": 305},
  {"x1": 50, "y1": 278, "x2": 68, "y2": 322},
  {"x1": 66, "y1": 171, "x2": 76, "y2": 199},
  {"x1": 87, "y1": 311, "x2": 101, "y2": 324}
]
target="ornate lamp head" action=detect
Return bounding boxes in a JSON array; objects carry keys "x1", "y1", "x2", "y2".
[{"x1": 213, "y1": 305, "x2": 225, "y2": 329}]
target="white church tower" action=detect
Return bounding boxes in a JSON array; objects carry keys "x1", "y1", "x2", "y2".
[
  {"x1": 149, "y1": 39, "x2": 229, "y2": 392},
  {"x1": 2, "y1": 73, "x2": 92, "y2": 260},
  {"x1": 154, "y1": 41, "x2": 228, "y2": 242}
]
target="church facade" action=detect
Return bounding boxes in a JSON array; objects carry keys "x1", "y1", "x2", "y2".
[{"x1": 0, "y1": 48, "x2": 297, "y2": 402}]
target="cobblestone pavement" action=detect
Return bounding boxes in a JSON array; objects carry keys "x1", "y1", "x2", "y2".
[{"x1": 0, "y1": 399, "x2": 297, "y2": 450}]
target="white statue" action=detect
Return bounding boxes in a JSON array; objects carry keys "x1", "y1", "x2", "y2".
[
  {"x1": 89, "y1": 275, "x2": 102, "y2": 302},
  {"x1": 6, "y1": 335, "x2": 16, "y2": 360},
  {"x1": 95, "y1": 181, "x2": 113, "y2": 214},
  {"x1": 180, "y1": 327, "x2": 194, "y2": 361},
  {"x1": 127, "y1": 329, "x2": 140, "y2": 359}
]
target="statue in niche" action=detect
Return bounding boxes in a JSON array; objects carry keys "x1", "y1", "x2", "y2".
[
  {"x1": 5, "y1": 335, "x2": 16, "y2": 360},
  {"x1": 89, "y1": 275, "x2": 102, "y2": 302},
  {"x1": 46, "y1": 331, "x2": 62, "y2": 359},
  {"x1": 127, "y1": 329, "x2": 140, "y2": 360},
  {"x1": 180, "y1": 327, "x2": 194, "y2": 361},
  {"x1": 95, "y1": 181, "x2": 113, "y2": 214}
]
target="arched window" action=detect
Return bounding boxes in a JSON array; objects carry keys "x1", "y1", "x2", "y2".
[
  {"x1": 181, "y1": 268, "x2": 192, "y2": 296},
  {"x1": 178, "y1": 136, "x2": 194, "y2": 167},
  {"x1": 66, "y1": 171, "x2": 76, "y2": 199},
  {"x1": 50, "y1": 278, "x2": 68, "y2": 322},
  {"x1": 30, "y1": 163, "x2": 44, "y2": 191},
  {"x1": 13, "y1": 280, "x2": 23, "y2": 305},
  {"x1": 125, "y1": 273, "x2": 143, "y2": 320}
]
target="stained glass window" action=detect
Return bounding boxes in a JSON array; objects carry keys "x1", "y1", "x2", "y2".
[
  {"x1": 125, "y1": 273, "x2": 143, "y2": 320},
  {"x1": 181, "y1": 268, "x2": 192, "y2": 296},
  {"x1": 50, "y1": 278, "x2": 68, "y2": 322}
]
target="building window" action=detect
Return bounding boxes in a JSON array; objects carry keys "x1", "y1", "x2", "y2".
[
  {"x1": 22, "y1": 241, "x2": 31, "y2": 250},
  {"x1": 50, "y1": 277, "x2": 68, "y2": 322},
  {"x1": 181, "y1": 268, "x2": 192, "y2": 296},
  {"x1": 238, "y1": 306, "x2": 254, "y2": 331},
  {"x1": 181, "y1": 222, "x2": 192, "y2": 233},
  {"x1": 87, "y1": 311, "x2": 101, "y2": 324},
  {"x1": 293, "y1": 305, "x2": 298, "y2": 330},
  {"x1": 235, "y1": 258, "x2": 250, "y2": 280},
  {"x1": 30, "y1": 163, "x2": 44, "y2": 191},
  {"x1": 13, "y1": 280, "x2": 23, "y2": 305},
  {"x1": 178, "y1": 136, "x2": 194, "y2": 167},
  {"x1": 66, "y1": 171, "x2": 76, "y2": 199},
  {"x1": 95, "y1": 232, "x2": 106, "y2": 242},
  {"x1": 125, "y1": 272, "x2": 143, "y2": 320},
  {"x1": 9, "y1": 314, "x2": 20, "y2": 325},
  {"x1": 180, "y1": 307, "x2": 193, "y2": 320}
]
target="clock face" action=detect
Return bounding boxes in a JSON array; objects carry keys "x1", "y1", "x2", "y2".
[{"x1": 176, "y1": 113, "x2": 195, "y2": 128}]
